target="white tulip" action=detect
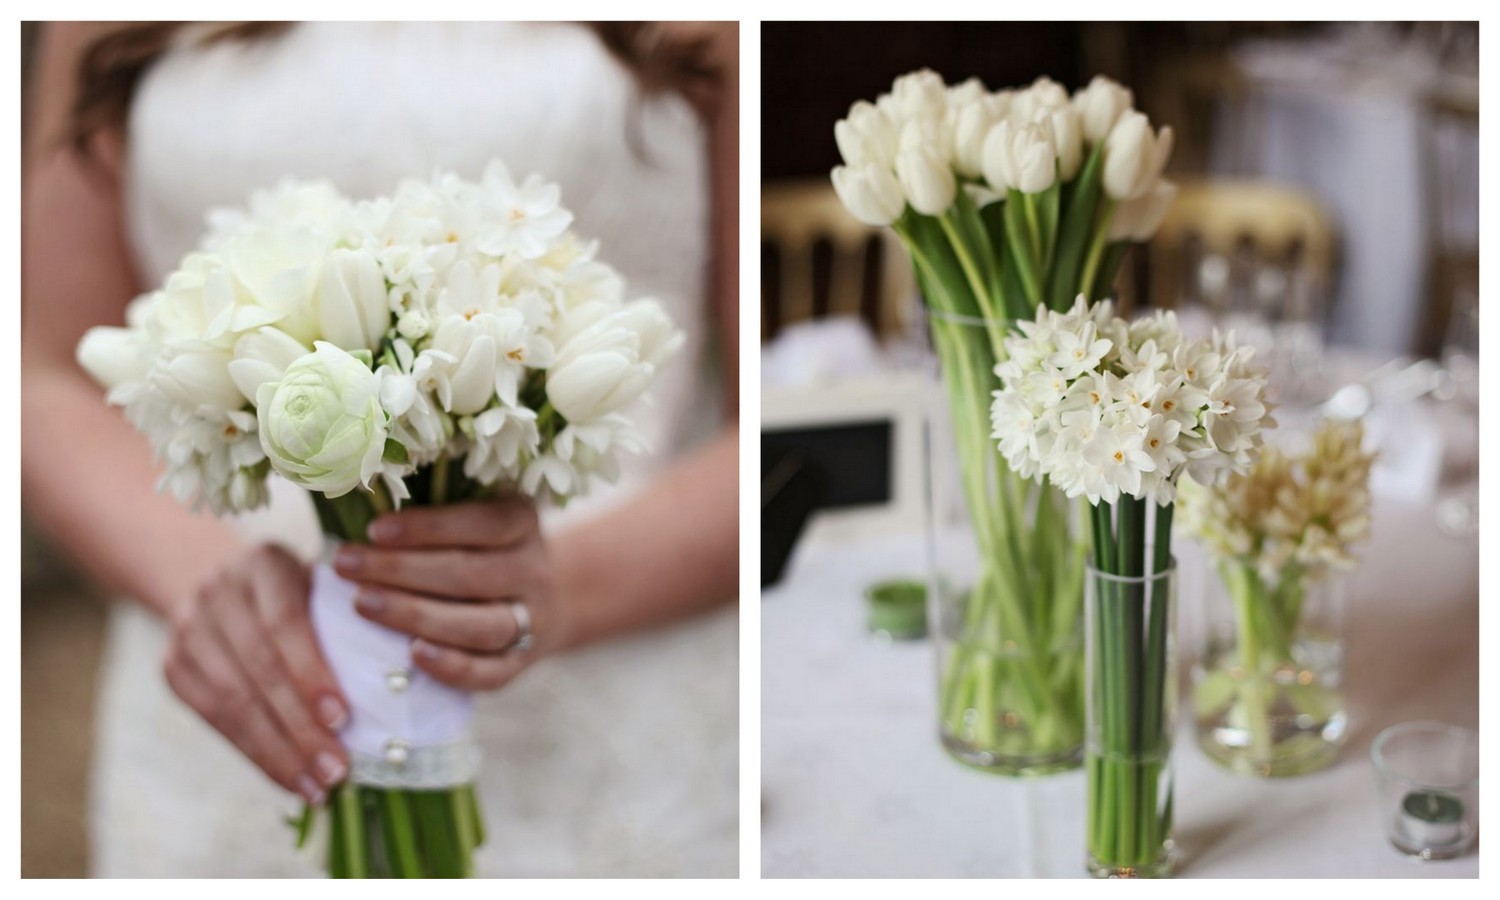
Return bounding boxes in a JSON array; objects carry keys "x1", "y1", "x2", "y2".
[
  {"x1": 76, "y1": 325, "x2": 150, "y2": 393},
  {"x1": 1048, "y1": 107, "x2": 1084, "y2": 182},
  {"x1": 547, "y1": 352, "x2": 655, "y2": 423},
  {"x1": 982, "y1": 119, "x2": 1058, "y2": 195},
  {"x1": 1108, "y1": 180, "x2": 1178, "y2": 242},
  {"x1": 834, "y1": 100, "x2": 898, "y2": 169},
  {"x1": 895, "y1": 144, "x2": 957, "y2": 215},
  {"x1": 608, "y1": 299, "x2": 686, "y2": 368},
  {"x1": 255, "y1": 342, "x2": 389, "y2": 498},
  {"x1": 1073, "y1": 75, "x2": 1135, "y2": 143},
  {"x1": 227, "y1": 326, "x2": 311, "y2": 402},
  {"x1": 945, "y1": 77, "x2": 987, "y2": 110},
  {"x1": 888, "y1": 68, "x2": 947, "y2": 120},
  {"x1": 1103, "y1": 112, "x2": 1174, "y2": 200},
  {"x1": 316, "y1": 247, "x2": 390, "y2": 350},
  {"x1": 952, "y1": 101, "x2": 994, "y2": 179},
  {"x1": 831, "y1": 163, "x2": 906, "y2": 226},
  {"x1": 150, "y1": 350, "x2": 245, "y2": 412}
]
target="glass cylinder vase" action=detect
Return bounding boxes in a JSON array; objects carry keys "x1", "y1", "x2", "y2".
[
  {"x1": 924, "y1": 308, "x2": 1087, "y2": 776},
  {"x1": 1085, "y1": 560, "x2": 1176, "y2": 878},
  {"x1": 1192, "y1": 561, "x2": 1348, "y2": 777}
]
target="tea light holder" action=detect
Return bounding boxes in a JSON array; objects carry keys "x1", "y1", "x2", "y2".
[
  {"x1": 864, "y1": 578, "x2": 928, "y2": 641},
  {"x1": 1372, "y1": 721, "x2": 1478, "y2": 860}
]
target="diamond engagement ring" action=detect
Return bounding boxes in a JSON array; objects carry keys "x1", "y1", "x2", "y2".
[{"x1": 509, "y1": 601, "x2": 534, "y2": 652}]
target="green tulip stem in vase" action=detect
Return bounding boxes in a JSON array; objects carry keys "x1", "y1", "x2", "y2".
[
  {"x1": 832, "y1": 70, "x2": 1181, "y2": 774},
  {"x1": 1182, "y1": 419, "x2": 1373, "y2": 777},
  {"x1": 987, "y1": 298, "x2": 1271, "y2": 877}
]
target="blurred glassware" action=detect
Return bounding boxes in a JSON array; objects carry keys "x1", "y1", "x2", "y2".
[
  {"x1": 1434, "y1": 286, "x2": 1477, "y2": 538},
  {"x1": 1371, "y1": 721, "x2": 1478, "y2": 861}
]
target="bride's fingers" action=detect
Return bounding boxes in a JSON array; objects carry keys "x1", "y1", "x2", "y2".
[
  {"x1": 165, "y1": 613, "x2": 325, "y2": 805},
  {"x1": 211, "y1": 582, "x2": 349, "y2": 791},
  {"x1": 366, "y1": 497, "x2": 538, "y2": 549},
  {"x1": 334, "y1": 545, "x2": 533, "y2": 600},
  {"x1": 409, "y1": 639, "x2": 529, "y2": 691},
  {"x1": 353, "y1": 588, "x2": 522, "y2": 653},
  {"x1": 245, "y1": 547, "x2": 349, "y2": 731}
]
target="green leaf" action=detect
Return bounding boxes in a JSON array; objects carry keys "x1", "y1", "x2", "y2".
[
  {"x1": 383, "y1": 438, "x2": 409, "y2": 465},
  {"x1": 1049, "y1": 143, "x2": 1105, "y2": 310},
  {"x1": 350, "y1": 348, "x2": 375, "y2": 369},
  {"x1": 1003, "y1": 189, "x2": 1043, "y2": 314}
]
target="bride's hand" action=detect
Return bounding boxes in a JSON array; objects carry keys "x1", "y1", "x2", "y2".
[
  {"x1": 333, "y1": 497, "x2": 559, "y2": 691},
  {"x1": 163, "y1": 544, "x2": 351, "y2": 805}
]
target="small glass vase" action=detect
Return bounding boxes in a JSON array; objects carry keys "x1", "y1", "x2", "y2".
[
  {"x1": 1192, "y1": 561, "x2": 1347, "y2": 777},
  {"x1": 1085, "y1": 560, "x2": 1176, "y2": 878},
  {"x1": 924, "y1": 309, "x2": 1086, "y2": 776}
]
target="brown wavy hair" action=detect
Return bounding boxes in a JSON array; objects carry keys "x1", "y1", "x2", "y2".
[{"x1": 68, "y1": 21, "x2": 724, "y2": 157}]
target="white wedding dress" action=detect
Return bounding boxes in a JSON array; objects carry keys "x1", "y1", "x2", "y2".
[{"x1": 89, "y1": 22, "x2": 737, "y2": 878}]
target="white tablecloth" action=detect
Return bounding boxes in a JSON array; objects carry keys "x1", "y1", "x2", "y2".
[{"x1": 761, "y1": 492, "x2": 1478, "y2": 877}]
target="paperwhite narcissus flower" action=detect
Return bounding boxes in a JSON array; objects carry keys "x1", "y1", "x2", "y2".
[
  {"x1": 831, "y1": 164, "x2": 906, "y2": 226},
  {"x1": 990, "y1": 295, "x2": 1271, "y2": 506},
  {"x1": 1073, "y1": 75, "x2": 1135, "y2": 143},
  {"x1": 982, "y1": 119, "x2": 1058, "y2": 195},
  {"x1": 895, "y1": 144, "x2": 957, "y2": 215},
  {"x1": 472, "y1": 160, "x2": 573, "y2": 260},
  {"x1": 1108, "y1": 179, "x2": 1178, "y2": 242},
  {"x1": 1102, "y1": 111, "x2": 1174, "y2": 201},
  {"x1": 255, "y1": 342, "x2": 392, "y2": 498}
]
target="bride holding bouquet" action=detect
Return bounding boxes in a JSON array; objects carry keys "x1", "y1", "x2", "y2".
[{"x1": 22, "y1": 20, "x2": 739, "y2": 877}]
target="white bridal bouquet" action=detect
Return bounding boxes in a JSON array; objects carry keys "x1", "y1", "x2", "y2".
[{"x1": 77, "y1": 162, "x2": 683, "y2": 877}]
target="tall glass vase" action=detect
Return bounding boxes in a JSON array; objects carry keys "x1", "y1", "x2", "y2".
[
  {"x1": 1085, "y1": 557, "x2": 1176, "y2": 878},
  {"x1": 1193, "y1": 562, "x2": 1347, "y2": 776},
  {"x1": 924, "y1": 307, "x2": 1087, "y2": 775}
]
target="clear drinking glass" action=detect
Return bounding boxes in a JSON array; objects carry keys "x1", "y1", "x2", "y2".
[
  {"x1": 1193, "y1": 564, "x2": 1347, "y2": 776},
  {"x1": 1085, "y1": 560, "x2": 1176, "y2": 878},
  {"x1": 1372, "y1": 721, "x2": 1478, "y2": 860}
]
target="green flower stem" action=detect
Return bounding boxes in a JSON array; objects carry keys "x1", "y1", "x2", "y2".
[{"x1": 1078, "y1": 201, "x2": 1117, "y2": 304}]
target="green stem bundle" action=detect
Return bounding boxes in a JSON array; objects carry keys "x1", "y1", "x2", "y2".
[{"x1": 1086, "y1": 497, "x2": 1175, "y2": 877}]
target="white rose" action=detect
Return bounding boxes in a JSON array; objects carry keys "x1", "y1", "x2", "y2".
[{"x1": 255, "y1": 342, "x2": 390, "y2": 497}]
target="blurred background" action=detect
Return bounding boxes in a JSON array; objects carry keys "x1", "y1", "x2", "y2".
[
  {"x1": 761, "y1": 20, "x2": 1479, "y2": 574},
  {"x1": 20, "y1": 21, "x2": 110, "y2": 878}
]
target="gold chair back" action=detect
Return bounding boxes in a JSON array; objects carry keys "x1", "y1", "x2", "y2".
[{"x1": 760, "y1": 180, "x2": 915, "y2": 341}]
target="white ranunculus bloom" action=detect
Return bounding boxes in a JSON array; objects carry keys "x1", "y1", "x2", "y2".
[
  {"x1": 895, "y1": 143, "x2": 957, "y2": 215},
  {"x1": 831, "y1": 163, "x2": 906, "y2": 226},
  {"x1": 982, "y1": 119, "x2": 1058, "y2": 195},
  {"x1": 255, "y1": 342, "x2": 390, "y2": 497},
  {"x1": 1108, "y1": 179, "x2": 1178, "y2": 242},
  {"x1": 834, "y1": 100, "x2": 899, "y2": 169},
  {"x1": 1073, "y1": 75, "x2": 1135, "y2": 144},
  {"x1": 316, "y1": 247, "x2": 391, "y2": 350},
  {"x1": 1102, "y1": 112, "x2": 1174, "y2": 201}
]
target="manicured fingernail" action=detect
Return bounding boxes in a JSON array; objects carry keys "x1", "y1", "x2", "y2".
[
  {"x1": 413, "y1": 639, "x2": 442, "y2": 662},
  {"x1": 368, "y1": 518, "x2": 401, "y2": 542},
  {"x1": 298, "y1": 774, "x2": 326, "y2": 806},
  {"x1": 334, "y1": 548, "x2": 362, "y2": 572},
  {"x1": 315, "y1": 752, "x2": 347, "y2": 787},
  {"x1": 355, "y1": 591, "x2": 385, "y2": 614},
  {"x1": 318, "y1": 696, "x2": 348, "y2": 730}
]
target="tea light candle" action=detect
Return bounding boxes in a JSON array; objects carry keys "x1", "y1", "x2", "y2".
[
  {"x1": 1399, "y1": 790, "x2": 1465, "y2": 849},
  {"x1": 865, "y1": 579, "x2": 928, "y2": 640}
]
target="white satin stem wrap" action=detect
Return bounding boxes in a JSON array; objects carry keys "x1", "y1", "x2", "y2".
[{"x1": 309, "y1": 561, "x2": 480, "y2": 789}]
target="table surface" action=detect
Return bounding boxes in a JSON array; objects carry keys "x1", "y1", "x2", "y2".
[{"x1": 761, "y1": 491, "x2": 1479, "y2": 878}]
